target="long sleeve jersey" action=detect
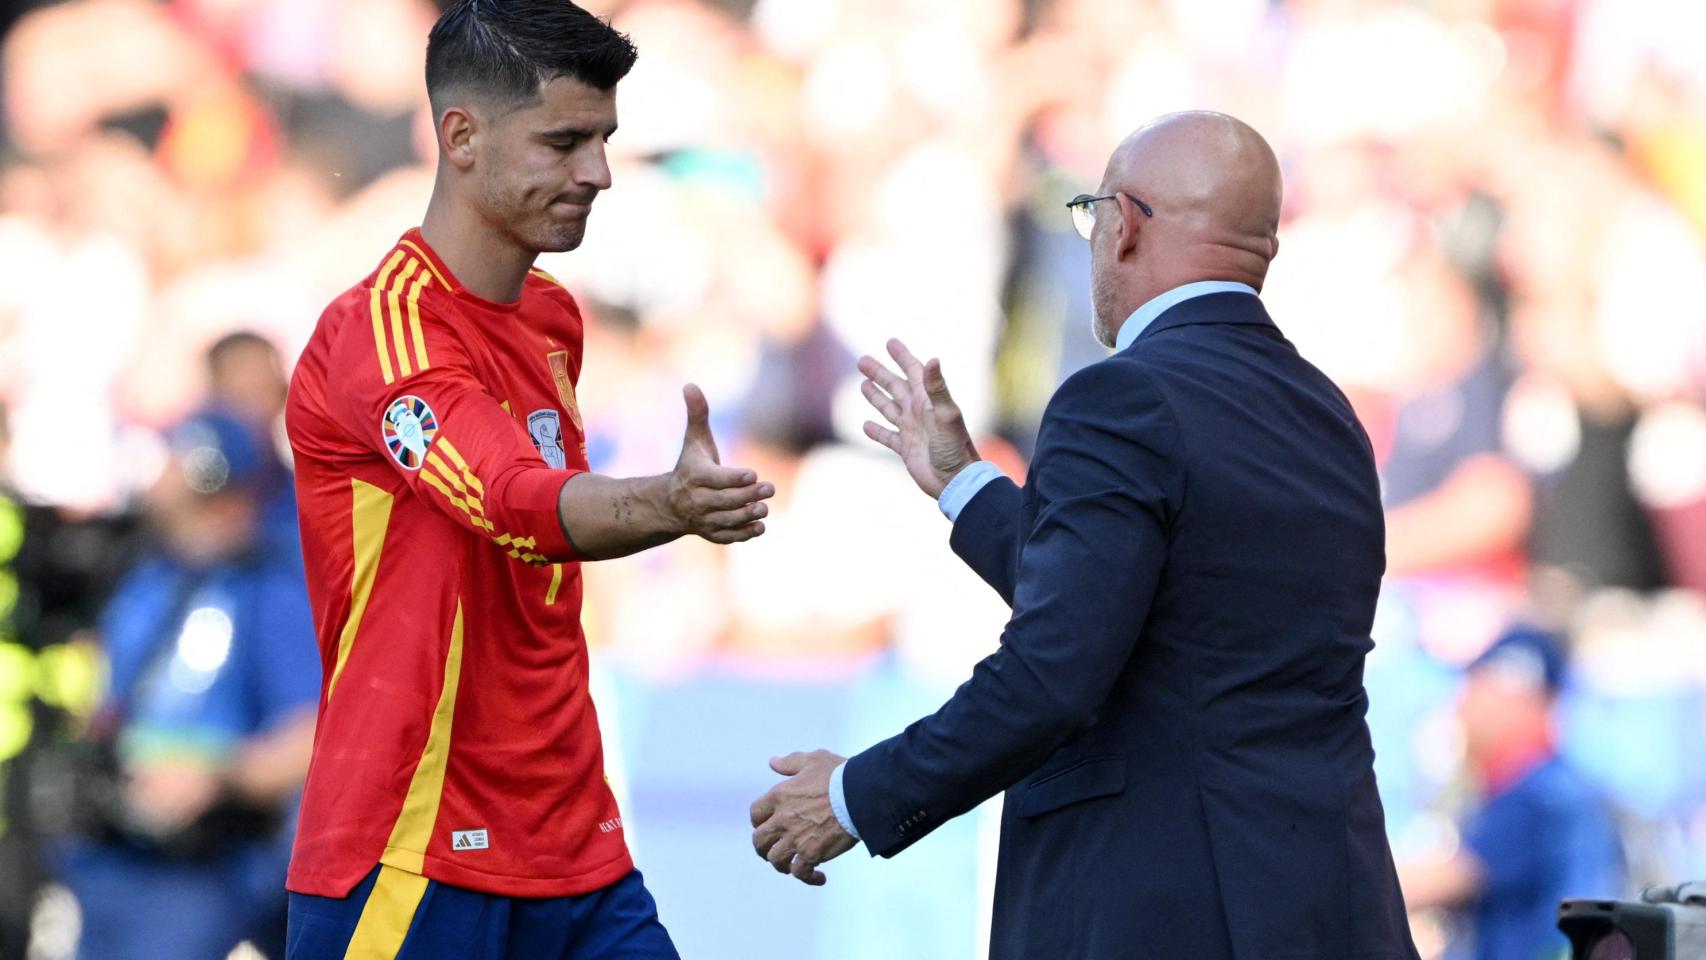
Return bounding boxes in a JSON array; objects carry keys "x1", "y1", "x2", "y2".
[{"x1": 285, "y1": 229, "x2": 631, "y2": 898}]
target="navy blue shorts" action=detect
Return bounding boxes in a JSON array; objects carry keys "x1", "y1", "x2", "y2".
[{"x1": 285, "y1": 864, "x2": 679, "y2": 960}]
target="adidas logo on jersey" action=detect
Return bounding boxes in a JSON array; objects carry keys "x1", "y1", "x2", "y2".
[{"x1": 451, "y1": 829, "x2": 489, "y2": 851}]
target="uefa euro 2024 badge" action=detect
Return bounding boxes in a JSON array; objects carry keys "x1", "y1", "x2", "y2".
[{"x1": 383, "y1": 395, "x2": 439, "y2": 470}]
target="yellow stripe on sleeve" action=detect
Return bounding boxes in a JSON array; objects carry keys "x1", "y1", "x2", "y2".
[
  {"x1": 422, "y1": 450, "x2": 485, "y2": 515},
  {"x1": 417, "y1": 464, "x2": 495, "y2": 532},
  {"x1": 342, "y1": 864, "x2": 428, "y2": 960},
  {"x1": 381, "y1": 602, "x2": 466, "y2": 874},
  {"x1": 387, "y1": 259, "x2": 421, "y2": 379},
  {"x1": 326, "y1": 478, "x2": 393, "y2": 703},
  {"x1": 434, "y1": 440, "x2": 485, "y2": 497},
  {"x1": 369, "y1": 251, "x2": 407, "y2": 385},
  {"x1": 423, "y1": 440, "x2": 550, "y2": 564}
]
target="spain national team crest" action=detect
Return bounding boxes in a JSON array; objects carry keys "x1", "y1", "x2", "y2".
[
  {"x1": 546, "y1": 351, "x2": 584, "y2": 433},
  {"x1": 527, "y1": 409, "x2": 567, "y2": 469},
  {"x1": 382, "y1": 395, "x2": 439, "y2": 470}
]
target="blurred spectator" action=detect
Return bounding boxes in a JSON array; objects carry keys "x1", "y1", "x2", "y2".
[
  {"x1": 1380, "y1": 245, "x2": 1530, "y2": 589},
  {"x1": 204, "y1": 330, "x2": 299, "y2": 557},
  {"x1": 205, "y1": 331, "x2": 287, "y2": 436},
  {"x1": 1400, "y1": 626, "x2": 1624, "y2": 960},
  {"x1": 47, "y1": 410, "x2": 318, "y2": 960}
]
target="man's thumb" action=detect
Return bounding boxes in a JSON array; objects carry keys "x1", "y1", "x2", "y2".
[
  {"x1": 681, "y1": 383, "x2": 718, "y2": 459},
  {"x1": 770, "y1": 753, "x2": 808, "y2": 776},
  {"x1": 924, "y1": 359, "x2": 953, "y2": 403}
]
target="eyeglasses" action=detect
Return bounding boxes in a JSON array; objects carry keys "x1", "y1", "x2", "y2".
[{"x1": 1066, "y1": 193, "x2": 1154, "y2": 239}]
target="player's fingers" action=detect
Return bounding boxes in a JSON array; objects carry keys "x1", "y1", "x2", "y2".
[
  {"x1": 863, "y1": 421, "x2": 902, "y2": 453},
  {"x1": 805, "y1": 870, "x2": 827, "y2": 886},
  {"x1": 861, "y1": 380, "x2": 904, "y2": 427},
  {"x1": 691, "y1": 464, "x2": 758, "y2": 490},
  {"x1": 767, "y1": 840, "x2": 795, "y2": 874},
  {"x1": 858, "y1": 355, "x2": 909, "y2": 397},
  {"x1": 702, "y1": 521, "x2": 765, "y2": 545},
  {"x1": 693, "y1": 482, "x2": 772, "y2": 513},
  {"x1": 699, "y1": 503, "x2": 768, "y2": 531},
  {"x1": 886, "y1": 338, "x2": 927, "y2": 382}
]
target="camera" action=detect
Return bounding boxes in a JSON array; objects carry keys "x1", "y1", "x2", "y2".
[{"x1": 1559, "y1": 883, "x2": 1706, "y2": 959}]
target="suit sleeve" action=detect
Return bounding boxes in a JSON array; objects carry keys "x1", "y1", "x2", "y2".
[
  {"x1": 327, "y1": 295, "x2": 580, "y2": 565},
  {"x1": 949, "y1": 477, "x2": 1025, "y2": 606},
  {"x1": 844, "y1": 359, "x2": 1183, "y2": 857}
]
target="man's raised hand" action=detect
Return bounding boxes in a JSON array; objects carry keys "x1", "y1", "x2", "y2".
[
  {"x1": 858, "y1": 339, "x2": 979, "y2": 499},
  {"x1": 667, "y1": 383, "x2": 774, "y2": 544}
]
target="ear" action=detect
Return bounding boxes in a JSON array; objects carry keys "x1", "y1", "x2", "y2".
[
  {"x1": 1114, "y1": 195, "x2": 1143, "y2": 261},
  {"x1": 438, "y1": 105, "x2": 478, "y2": 171}
]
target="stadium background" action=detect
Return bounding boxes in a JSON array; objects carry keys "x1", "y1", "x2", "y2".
[{"x1": 3, "y1": 0, "x2": 1706, "y2": 957}]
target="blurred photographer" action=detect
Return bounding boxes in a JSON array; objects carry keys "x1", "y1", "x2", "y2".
[
  {"x1": 50, "y1": 409, "x2": 319, "y2": 960},
  {"x1": 203, "y1": 331, "x2": 299, "y2": 560},
  {"x1": 1400, "y1": 626, "x2": 1624, "y2": 960},
  {"x1": 0, "y1": 402, "x2": 139, "y2": 960}
]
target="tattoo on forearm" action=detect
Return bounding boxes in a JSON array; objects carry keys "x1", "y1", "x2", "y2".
[{"x1": 611, "y1": 495, "x2": 635, "y2": 526}]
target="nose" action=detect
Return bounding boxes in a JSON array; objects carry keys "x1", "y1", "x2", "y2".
[{"x1": 576, "y1": 141, "x2": 613, "y2": 192}]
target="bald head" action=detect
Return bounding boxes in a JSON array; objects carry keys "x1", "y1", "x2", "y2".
[{"x1": 1089, "y1": 112, "x2": 1284, "y2": 346}]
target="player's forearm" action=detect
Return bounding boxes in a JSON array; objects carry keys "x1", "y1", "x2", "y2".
[{"x1": 557, "y1": 471, "x2": 684, "y2": 560}]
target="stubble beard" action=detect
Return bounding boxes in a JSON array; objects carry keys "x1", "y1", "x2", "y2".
[
  {"x1": 1091, "y1": 310, "x2": 1115, "y2": 349},
  {"x1": 515, "y1": 201, "x2": 587, "y2": 254},
  {"x1": 534, "y1": 219, "x2": 586, "y2": 254},
  {"x1": 1090, "y1": 280, "x2": 1118, "y2": 349},
  {"x1": 483, "y1": 175, "x2": 587, "y2": 255}
]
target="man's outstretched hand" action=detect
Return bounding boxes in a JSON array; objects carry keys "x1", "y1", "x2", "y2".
[
  {"x1": 557, "y1": 384, "x2": 773, "y2": 559},
  {"x1": 750, "y1": 750, "x2": 857, "y2": 886},
  {"x1": 858, "y1": 339, "x2": 979, "y2": 499},
  {"x1": 667, "y1": 383, "x2": 773, "y2": 544}
]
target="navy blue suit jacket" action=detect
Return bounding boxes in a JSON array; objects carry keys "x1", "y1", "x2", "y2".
[{"x1": 843, "y1": 293, "x2": 1419, "y2": 959}]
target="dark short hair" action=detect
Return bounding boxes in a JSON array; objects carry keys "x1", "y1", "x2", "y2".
[
  {"x1": 205, "y1": 330, "x2": 276, "y2": 375},
  {"x1": 425, "y1": 0, "x2": 638, "y2": 118}
]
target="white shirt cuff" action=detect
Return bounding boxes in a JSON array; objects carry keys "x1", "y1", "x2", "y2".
[
  {"x1": 828, "y1": 760, "x2": 860, "y2": 841},
  {"x1": 938, "y1": 461, "x2": 1005, "y2": 523}
]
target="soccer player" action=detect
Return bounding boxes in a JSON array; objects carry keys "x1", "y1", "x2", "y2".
[{"x1": 282, "y1": 3, "x2": 771, "y2": 957}]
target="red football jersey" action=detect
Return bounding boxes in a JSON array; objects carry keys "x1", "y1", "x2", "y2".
[{"x1": 285, "y1": 229, "x2": 631, "y2": 898}]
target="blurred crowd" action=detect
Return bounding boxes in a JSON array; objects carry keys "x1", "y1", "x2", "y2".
[{"x1": 2, "y1": 0, "x2": 1705, "y2": 957}]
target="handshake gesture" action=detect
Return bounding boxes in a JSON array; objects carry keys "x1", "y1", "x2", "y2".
[{"x1": 749, "y1": 339, "x2": 981, "y2": 886}]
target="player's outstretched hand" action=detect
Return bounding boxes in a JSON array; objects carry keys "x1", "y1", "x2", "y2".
[
  {"x1": 858, "y1": 339, "x2": 980, "y2": 499},
  {"x1": 668, "y1": 384, "x2": 774, "y2": 544}
]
